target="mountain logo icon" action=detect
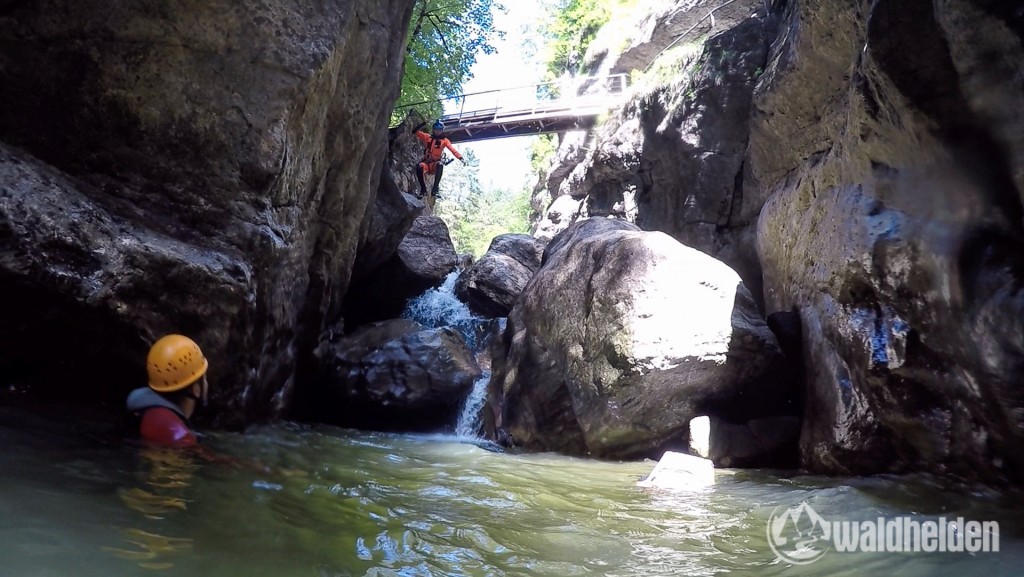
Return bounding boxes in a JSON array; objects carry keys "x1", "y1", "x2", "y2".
[{"x1": 767, "y1": 501, "x2": 832, "y2": 564}]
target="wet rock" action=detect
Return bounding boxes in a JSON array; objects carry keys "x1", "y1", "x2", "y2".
[
  {"x1": 488, "y1": 221, "x2": 795, "y2": 459},
  {"x1": 472, "y1": 319, "x2": 503, "y2": 373},
  {"x1": 754, "y1": 0, "x2": 1024, "y2": 484},
  {"x1": 455, "y1": 234, "x2": 547, "y2": 318},
  {"x1": 342, "y1": 215, "x2": 458, "y2": 327},
  {"x1": 314, "y1": 319, "x2": 482, "y2": 431},
  {"x1": 0, "y1": 0, "x2": 416, "y2": 424},
  {"x1": 0, "y1": 144, "x2": 250, "y2": 401},
  {"x1": 709, "y1": 416, "x2": 800, "y2": 469}
]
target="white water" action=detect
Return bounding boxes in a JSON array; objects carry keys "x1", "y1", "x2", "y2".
[
  {"x1": 402, "y1": 271, "x2": 490, "y2": 350},
  {"x1": 403, "y1": 270, "x2": 497, "y2": 436},
  {"x1": 455, "y1": 373, "x2": 491, "y2": 438}
]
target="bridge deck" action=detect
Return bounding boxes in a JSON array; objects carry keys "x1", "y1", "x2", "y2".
[
  {"x1": 442, "y1": 104, "x2": 608, "y2": 142},
  {"x1": 396, "y1": 73, "x2": 630, "y2": 143}
]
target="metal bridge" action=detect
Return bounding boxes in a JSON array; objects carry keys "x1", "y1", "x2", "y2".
[{"x1": 395, "y1": 74, "x2": 631, "y2": 143}]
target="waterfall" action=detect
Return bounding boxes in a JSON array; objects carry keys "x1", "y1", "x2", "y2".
[
  {"x1": 403, "y1": 271, "x2": 500, "y2": 438},
  {"x1": 455, "y1": 373, "x2": 490, "y2": 438},
  {"x1": 402, "y1": 271, "x2": 490, "y2": 350}
]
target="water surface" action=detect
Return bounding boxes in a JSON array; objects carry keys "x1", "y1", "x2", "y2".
[{"x1": 1, "y1": 404, "x2": 1021, "y2": 577}]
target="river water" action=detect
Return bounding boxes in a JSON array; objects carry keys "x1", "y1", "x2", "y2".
[{"x1": 2, "y1": 402, "x2": 1022, "y2": 577}]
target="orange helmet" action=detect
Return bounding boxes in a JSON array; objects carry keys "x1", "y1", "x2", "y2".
[{"x1": 146, "y1": 335, "x2": 209, "y2": 393}]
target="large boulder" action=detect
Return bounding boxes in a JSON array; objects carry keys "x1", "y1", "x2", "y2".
[
  {"x1": 753, "y1": 0, "x2": 1024, "y2": 484},
  {"x1": 342, "y1": 215, "x2": 458, "y2": 327},
  {"x1": 487, "y1": 219, "x2": 796, "y2": 458},
  {"x1": 397, "y1": 216, "x2": 460, "y2": 283},
  {"x1": 521, "y1": 0, "x2": 1024, "y2": 485},
  {"x1": 0, "y1": 0, "x2": 415, "y2": 424},
  {"x1": 350, "y1": 164, "x2": 425, "y2": 282},
  {"x1": 314, "y1": 319, "x2": 482, "y2": 431},
  {"x1": 454, "y1": 234, "x2": 547, "y2": 318},
  {"x1": 530, "y1": 5, "x2": 773, "y2": 292},
  {"x1": 542, "y1": 217, "x2": 641, "y2": 264}
]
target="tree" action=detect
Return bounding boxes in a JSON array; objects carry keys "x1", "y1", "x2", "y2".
[
  {"x1": 434, "y1": 149, "x2": 532, "y2": 256},
  {"x1": 539, "y1": 0, "x2": 638, "y2": 79},
  {"x1": 394, "y1": 0, "x2": 504, "y2": 123},
  {"x1": 530, "y1": 133, "x2": 556, "y2": 176}
]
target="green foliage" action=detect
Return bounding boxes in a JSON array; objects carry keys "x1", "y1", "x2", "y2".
[
  {"x1": 539, "y1": 0, "x2": 638, "y2": 79},
  {"x1": 629, "y1": 41, "x2": 706, "y2": 102},
  {"x1": 542, "y1": 0, "x2": 609, "y2": 77},
  {"x1": 529, "y1": 133, "x2": 557, "y2": 177},
  {"x1": 434, "y1": 150, "x2": 532, "y2": 257},
  {"x1": 393, "y1": 0, "x2": 504, "y2": 124}
]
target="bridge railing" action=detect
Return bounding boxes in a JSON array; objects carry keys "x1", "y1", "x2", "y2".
[{"x1": 394, "y1": 73, "x2": 631, "y2": 128}]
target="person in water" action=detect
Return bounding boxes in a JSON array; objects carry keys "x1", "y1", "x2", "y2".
[
  {"x1": 126, "y1": 334, "x2": 209, "y2": 447},
  {"x1": 414, "y1": 119, "x2": 466, "y2": 198}
]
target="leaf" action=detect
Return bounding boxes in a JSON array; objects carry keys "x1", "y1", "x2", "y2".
[{"x1": 392, "y1": 0, "x2": 506, "y2": 124}]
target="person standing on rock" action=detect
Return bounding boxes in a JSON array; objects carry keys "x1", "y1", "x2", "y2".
[
  {"x1": 414, "y1": 119, "x2": 466, "y2": 199},
  {"x1": 125, "y1": 334, "x2": 209, "y2": 447}
]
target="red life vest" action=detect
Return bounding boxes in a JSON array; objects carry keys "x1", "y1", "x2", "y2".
[
  {"x1": 424, "y1": 137, "x2": 449, "y2": 162},
  {"x1": 139, "y1": 407, "x2": 197, "y2": 447},
  {"x1": 126, "y1": 387, "x2": 197, "y2": 447}
]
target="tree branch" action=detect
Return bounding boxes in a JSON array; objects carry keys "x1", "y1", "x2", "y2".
[{"x1": 428, "y1": 14, "x2": 451, "y2": 52}]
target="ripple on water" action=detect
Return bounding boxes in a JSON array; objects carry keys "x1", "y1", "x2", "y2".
[{"x1": 1, "y1": 410, "x2": 1023, "y2": 577}]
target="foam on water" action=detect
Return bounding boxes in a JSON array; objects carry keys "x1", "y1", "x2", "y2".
[{"x1": 402, "y1": 270, "x2": 491, "y2": 351}]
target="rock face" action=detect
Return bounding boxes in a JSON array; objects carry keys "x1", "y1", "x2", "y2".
[
  {"x1": 487, "y1": 219, "x2": 795, "y2": 459},
  {"x1": 388, "y1": 113, "x2": 432, "y2": 199},
  {"x1": 527, "y1": 0, "x2": 1024, "y2": 483},
  {"x1": 347, "y1": 118, "x2": 433, "y2": 310},
  {"x1": 342, "y1": 215, "x2": 458, "y2": 327},
  {"x1": 315, "y1": 319, "x2": 482, "y2": 431},
  {"x1": 351, "y1": 169, "x2": 425, "y2": 282},
  {"x1": 533, "y1": 194, "x2": 588, "y2": 242},
  {"x1": 455, "y1": 234, "x2": 547, "y2": 318},
  {"x1": 534, "y1": 3, "x2": 774, "y2": 291},
  {"x1": 595, "y1": 0, "x2": 765, "y2": 75},
  {"x1": 0, "y1": 0, "x2": 415, "y2": 424},
  {"x1": 709, "y1": 416, "x2": 800, "y2": 468},
  {"x1": 753, "y1": 0, "x2": 1024, "y2": 484}
]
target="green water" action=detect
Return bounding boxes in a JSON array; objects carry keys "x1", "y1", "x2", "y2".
[{"x1": 1, "y1": 405, "x2": 1022, "y2": 577}]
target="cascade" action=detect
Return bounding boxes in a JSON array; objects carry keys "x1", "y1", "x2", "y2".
[
  {"x1": 402, "y1": 271, "x2": 490, "y2": 350},
  {"x1": 403, "y1": 271, "x2": 503, "y2": 437}
]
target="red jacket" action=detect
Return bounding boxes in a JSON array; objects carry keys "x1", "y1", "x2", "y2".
[
  {"x1": 126, "y1": 387, "x2": 197, "y2": 447},
  {"x1": 416, "y1": 131, "x2": 462, "y2": 163},
  {"x1": 139, "y1": 407, "x2": 197, "y2": 447}
]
